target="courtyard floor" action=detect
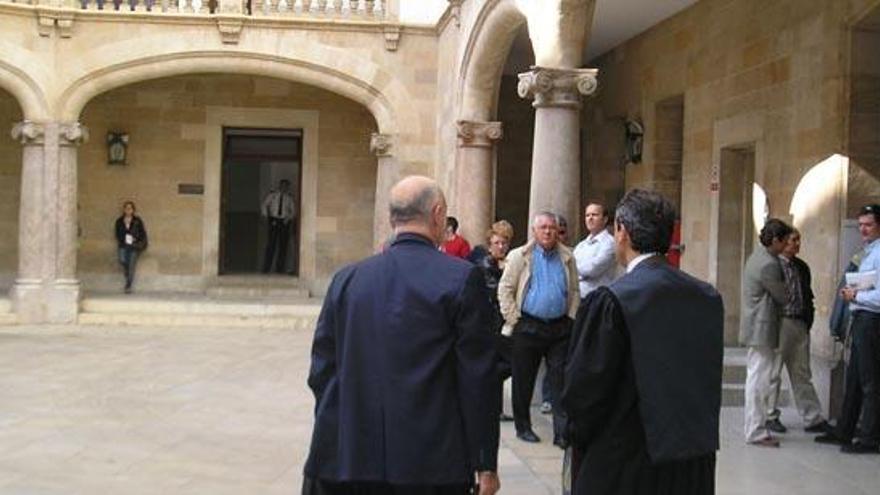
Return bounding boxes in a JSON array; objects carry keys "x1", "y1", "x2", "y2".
[{"x1": 0, "y1": 324, "x2": 877, "y2": 494}]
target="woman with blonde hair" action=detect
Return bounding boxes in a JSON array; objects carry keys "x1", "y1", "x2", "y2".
[{"x1": 475, "y1": 219, "x2": 515, "y2": 421}]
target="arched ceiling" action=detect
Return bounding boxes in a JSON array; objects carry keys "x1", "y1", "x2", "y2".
[{"x1": 498, "y1": 0, "x2": 699, "y2": 74}]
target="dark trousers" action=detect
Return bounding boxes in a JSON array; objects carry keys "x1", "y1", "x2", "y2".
[
  {"x1": 263, "y1": 218, "x2": 290, "y2": 273},
  {"x1": 511, "y1": 314, "x2": 570, "y2": 437},
  {"x1": 836, "y1": 310, "x2": 880, "y2": 445},
  {"x1": 117, "y1": 247, "x2": 139, "y2": 289},
  {"x1": 302, "y1": 478, "x2": 473, "y2": 495}
]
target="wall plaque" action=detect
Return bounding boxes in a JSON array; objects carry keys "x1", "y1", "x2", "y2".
[{"x1": 178, "y1": 184, "x2": 205, "y2": 195}]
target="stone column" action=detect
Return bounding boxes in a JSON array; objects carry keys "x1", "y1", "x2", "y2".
[
  {"x1": 455, "y1": 120, "x2": 502, "y2": 246},
  {"x1": 10, "y1": 122, "x2": 47, "y2": 322},
  {"x1": 46, "y1": 123, "x2": 88, "y2": 323},
  {"x1": 518, "y1": 66, "x2": 598, "y2": 231},
  {"x1": 371, "y1": 133, "x2": 397, "y2": 249}
]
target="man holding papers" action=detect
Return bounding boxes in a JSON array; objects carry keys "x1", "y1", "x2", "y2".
[{"x1": 817, "y1": 204, "x2": 880, "y2": 454}]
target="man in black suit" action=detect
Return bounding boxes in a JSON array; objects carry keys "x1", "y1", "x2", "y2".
[
  {"x1": 560, "y1": 189, "x2": 723, "y2": 494},
  {"x1": 303, "y1": 175, "x2": 501, "y2": 495}
]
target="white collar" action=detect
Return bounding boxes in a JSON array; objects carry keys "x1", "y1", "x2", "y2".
[
  {"x1": 626, "y1": 252, "x2": 659, "y2": 273},
  {"x1": 586, "y1": 229, "x2": 608, "y2": 243}
]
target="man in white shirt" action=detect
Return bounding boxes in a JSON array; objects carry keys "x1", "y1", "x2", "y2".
[
  {"x1": 573, "y1": 203, "x2": 617, "y2": 299},
  {"x1": 262, "y1": 179, "x2": 297, "y2": 274}
]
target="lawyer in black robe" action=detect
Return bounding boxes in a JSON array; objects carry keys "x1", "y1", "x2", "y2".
[{"x1": 560, "y1": 189, "x2": 724, "y2": 495}]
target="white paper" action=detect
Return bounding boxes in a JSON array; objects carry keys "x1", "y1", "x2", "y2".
[
  {"x1": 125, "y1": 234, "x2": 134, "y2": 245},
  {"x1": 846, "y1": 270, "x2": 876, "y2": 290}
]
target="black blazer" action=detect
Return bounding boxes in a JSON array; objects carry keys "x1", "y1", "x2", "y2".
[
  {"x1": 114, "y1": 215, "x2": 148, "y2": 250},
  {"x1": 304, "y1": 233, "x2": 500, "y2": 485},
  {"x1": 791, "y1": 256, "x2": 815, "y2": 328}
]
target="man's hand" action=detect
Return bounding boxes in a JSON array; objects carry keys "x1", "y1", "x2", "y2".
[
  {"x1": 477, "y1": 471, "x2": 499, "y2": 495},
  {"x1": 841, "y1": 287, "x2": 858, "y2": 302}
]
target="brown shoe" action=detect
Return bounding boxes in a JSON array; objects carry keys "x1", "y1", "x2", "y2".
[{"x1": 749, "y1": 437, "x2": 780, "y2": 448}]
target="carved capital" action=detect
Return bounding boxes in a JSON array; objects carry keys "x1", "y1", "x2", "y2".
[
  {"x1": 517, "y1": 66, "x2": 599, "y2": 109},
  {"x1": 456, "y1": 120, "x2": 503, "y2": 148},
  {"x1": 11, "y1": 121, "x2": 45, "y2": 146},
  {"x1": 59, "y1": 122, "x2": 89, "y2": 147},
  {"x1": 370, "y1": 133, "x2": 393, "y2": 157}
]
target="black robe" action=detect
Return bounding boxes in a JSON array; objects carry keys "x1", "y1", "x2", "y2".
[{"x1": 560, "y1": 258, "x2": 723, "y2": 495}]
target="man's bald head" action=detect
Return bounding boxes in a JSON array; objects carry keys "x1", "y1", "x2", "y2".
[{"x1": 388, "y1": 176, "x2": 447, "y2": 244}]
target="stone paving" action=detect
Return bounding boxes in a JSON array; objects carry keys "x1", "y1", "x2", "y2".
[{"x1": 0, "y1": 324, "x2": 877, "y2": 494}]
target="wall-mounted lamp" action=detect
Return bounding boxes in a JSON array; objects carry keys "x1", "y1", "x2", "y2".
[
  {"x1": 624, "y1": 118, "x2": 644, "y2": 164},
  {"x1": 107, "y1": 132, "x2": 129, "y2": 166}
]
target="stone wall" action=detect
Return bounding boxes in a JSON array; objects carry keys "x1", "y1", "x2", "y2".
[
  {"x1": 0, "y1": 89, "x2": 21, "y2": 286},
  {"x1": 77, "y1": 75, "x2": 377, "y2": 289},
  {"x1": 583, "y1": 0, "x2": 880, "y2": 359}
]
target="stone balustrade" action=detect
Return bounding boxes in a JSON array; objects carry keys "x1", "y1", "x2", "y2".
[{"x1": 0, "y1": 0, "x2": 390, "y2": 19}]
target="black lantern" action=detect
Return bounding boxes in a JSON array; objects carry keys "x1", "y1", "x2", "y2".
[{"x1": 107, "y1": 132, "x2": 129, "y2": 165}]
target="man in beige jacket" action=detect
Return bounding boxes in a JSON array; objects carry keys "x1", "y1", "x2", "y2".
[
  {"x1": 740, "y1": 218, "x2": 792, "y2": 447},
  {"x1": 498, "y1": 212, "x2": 579, "y2": 446}
]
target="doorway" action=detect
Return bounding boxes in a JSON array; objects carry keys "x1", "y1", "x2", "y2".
[
  {"x1": 716, "y1": 145, "x2": 756, "y2": 345},
  {"x1": 220, "y1": 127, "x2": 302, "y2": 275}
]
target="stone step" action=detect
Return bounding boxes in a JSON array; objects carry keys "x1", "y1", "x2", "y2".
[
  {"x1": 721, "y1": 347, "x2": 791, "y2": 407},
  {"x1": 77, "y1": 312, "x2": 318, "y2": 330},
  {"x1": 723, "y1": 363, "x2": 748, "y2": 384},
  {"x1": 0, "y1": 298, "x2": 10, "y2": 313},
  {"x1": 81, "y1": 294, "x2": 321, "y2": 317},
  {"x1": 210, "y1": 275, "x2": 309, "y2": 288},
  {"x1": 204, "y1": 286, "x2": 310, "y2": 299},
  {"x1": 79, "y1": 293, "x2": 322, "y2": 329}
]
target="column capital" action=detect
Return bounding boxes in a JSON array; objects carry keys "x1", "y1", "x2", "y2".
[
  {"x1": 456, "y1": 120, "x2": 503, "y2": 148},
  {"x1": 370, "y1": 132, "x2": 394, "y2": 157},
  {"x1": 11, "y1": 121, "x2": 45, "y2": 146},
  {"x1": 517, "y1": 66, "x2": 599, "y2": 109},
  {"x1": 58, "y1": 122, "x2": 89, "y2": 147}
]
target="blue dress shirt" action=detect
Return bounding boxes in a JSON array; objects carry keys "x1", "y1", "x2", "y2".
[
  {"x1": 852, "y1": 238, "x2": 880, "y2": 314},
  {"x1": 521, "y1": 244, "x2": 568, "y2": 320}
]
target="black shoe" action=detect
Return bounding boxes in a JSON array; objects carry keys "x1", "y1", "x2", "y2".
[
  {"x1": 499, "y1": 413, "x2": 514, "y2": 422},
  {"x1": 841, "y1": 442, "x2": 880, "y2": 454},
  {"x1": 516, "y1": 430, "x2": 541, "y2": 443},
  {"x1": 805, "y1": 420, "x2": 833, "y2": 434},
  {"x1": 815, "y1": 432, "x2": 848, "y2": 445},
  {"x1": 765, "y1": 418, "x2": 787, "y2": 434}
]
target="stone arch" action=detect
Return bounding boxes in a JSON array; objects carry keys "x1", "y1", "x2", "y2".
[
  {"x1": 0, "y1": 42, "x2": 51, "y2": 121},
  {"x1": 58, "y1": 49, "x2": 411, "y2": 136},
  {"x1": 458, "y1": 0, "x2": 529, "y2": 121}
]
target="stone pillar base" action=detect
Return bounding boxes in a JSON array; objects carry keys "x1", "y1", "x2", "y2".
[
  {"x1": 11, "y1": 279, "x2": 80, "y2": 324},
  {"x1": 11, "y1": 280, "x2": 46, "y2": 324},
  {"x1": 46, "y1": 280, "x2": 81, "y2": 324}
]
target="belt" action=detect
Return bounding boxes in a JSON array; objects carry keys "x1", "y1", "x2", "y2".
[
  {"x1": 521, "y1": 312, "x2": 567, "y2": 325},
  {"x1": 852, "y1": 310, "x2": 880, "y2": 318}
]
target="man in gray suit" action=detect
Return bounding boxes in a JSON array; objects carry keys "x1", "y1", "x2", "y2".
[{"x1": 740, "y1": 218, "x2": 793, "y2": 447}]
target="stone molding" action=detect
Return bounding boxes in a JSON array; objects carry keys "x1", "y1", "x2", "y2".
[
  {"x1": 517, "y1": 66, "x2": 599, "y2": 109},
  {"x1": 59, "y1": 122, "x2": 89, "y2": 147},
  {"x1": 456, "y1": 120, "x2": 502, "y2": 148},
  {"x1": 370, "y1": 132, "x2": 394, "y2": 157},
  {"x1": 11, "y1": 121, "x2": 45, "y2": 146}
]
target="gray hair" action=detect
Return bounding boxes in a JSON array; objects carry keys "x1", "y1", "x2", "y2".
[
  {"x1": 531, "y1": 211, "x2": 558, "y2": 228},
  {"x1": 614, "y1": 189, "x2": 676, "y2": 254},
  {"x1": 389, "y1": 184, "x2": 442, "y2": 227}
]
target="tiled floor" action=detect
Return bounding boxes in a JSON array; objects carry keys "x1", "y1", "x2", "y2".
[{"x1": 0, "y1": 324, "x2": 876, "y2": 494}]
